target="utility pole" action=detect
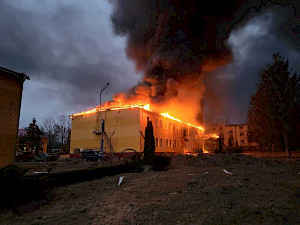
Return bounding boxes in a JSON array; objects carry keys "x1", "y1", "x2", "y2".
[{"x1": 94, "y1": 82, "x2": 110, "y2": 161}]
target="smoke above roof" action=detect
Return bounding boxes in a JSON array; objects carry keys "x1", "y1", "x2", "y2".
[{"x1": 109, "y1": 0, "x2": 299, "y2": 125}]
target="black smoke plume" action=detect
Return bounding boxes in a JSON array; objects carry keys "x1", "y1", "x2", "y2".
[{"x1": 110, "y1": 0, "x2": 299, "y2": 125}]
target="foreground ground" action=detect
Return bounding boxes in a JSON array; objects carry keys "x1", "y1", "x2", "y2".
[{"x1": 1, "y1": 154, "x2": 299, "y2": 224}]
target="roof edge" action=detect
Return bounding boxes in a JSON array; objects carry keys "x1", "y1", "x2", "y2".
[{"x1": 0, "y1": 66, "x2": 30, "y2": 82}]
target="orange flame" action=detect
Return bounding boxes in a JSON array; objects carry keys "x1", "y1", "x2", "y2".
[
  {"x1": 71, "y1": 104, "x2": 204, "y2": 131},
  {"x1": 204, "y1": 133, "x2": 219, "y2": 140}
]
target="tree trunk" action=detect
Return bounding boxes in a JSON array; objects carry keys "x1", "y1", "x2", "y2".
[{"x1": 283, "y1": 132, "x2": 291, "y2": 157}]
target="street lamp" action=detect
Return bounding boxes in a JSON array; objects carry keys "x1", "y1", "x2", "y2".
[{"x1": 98, "y1": 82, "x2": 109, "y2": 161}]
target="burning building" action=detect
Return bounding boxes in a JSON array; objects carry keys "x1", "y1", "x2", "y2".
[{"x1": 70, "y1": 105, "x2": 204, "y2": 155}]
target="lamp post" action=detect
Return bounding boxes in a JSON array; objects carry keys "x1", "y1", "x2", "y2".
[{"x1": 99, "y1": 82, "x2": 109, "y2": 161}]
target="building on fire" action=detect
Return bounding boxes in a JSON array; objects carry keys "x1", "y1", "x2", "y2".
[
  {"x1": 0, "y1": 66, "x2": 29, "y2": 168},
  {"x1": 70, "y1": 105, "x2": 204, "y2": 155}
]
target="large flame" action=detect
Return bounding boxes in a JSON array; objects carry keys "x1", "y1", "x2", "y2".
[{"x1": 71, "y1": 103, "x2": 204, "y2": 131}]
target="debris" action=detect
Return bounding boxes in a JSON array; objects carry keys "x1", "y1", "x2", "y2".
[
  {"x1": 33, "y1": 171, "x2": 48, "y2": 174},
  {"x1": 203, "y1": 172, "x2": 209, "y2": 175},
  {"x1": 169, "y1": 192, "x2": 177, "y2": 195},
  {"x1": 188, "y1": 173, "x2": 197, "y2": 176},
  {"x1": 118, "y1": 176, "x2": 124, "y2": 186},
  {"x1": 223, "y1": 169, "x2": 233, "y2": 175}
]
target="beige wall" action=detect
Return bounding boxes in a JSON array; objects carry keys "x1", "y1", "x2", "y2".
[
  {"x1": 70, "y1": 108, "x2": 141, "y2": 153},
  {"x1": 70, "y1": 107, "x2": 204, "y2": 154},
  {"x1": 140, "y1": 109, "x2": 204, "y2": 154},
  {"x1": 0, "y1": 74, "x2": 23, "y2": 168},
  {"x1": 205, "y1": 124, "x2": 258, "y2": 149}
]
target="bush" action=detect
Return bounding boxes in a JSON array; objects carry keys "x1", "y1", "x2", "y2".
[
  {"x1": 152, "y1": 154, "x2": 171, "y2": 171},
  {"x1": 124, "y1": 154, "x2": 144, "y2": 172}
]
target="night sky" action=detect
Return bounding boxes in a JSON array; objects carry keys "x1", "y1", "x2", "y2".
[{"x1": 0, "y1": 0, "x2": 299, "y2": 127}]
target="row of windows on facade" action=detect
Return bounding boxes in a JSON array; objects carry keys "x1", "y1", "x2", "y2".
[
  {"x1": 211, "y1": 126, "x2": 245, "y2": 132},
  {"x1": 155, "y1": 138, "x2": 179, "y2": 148},
  {"x1": 229, "y1": 130, "x2": 245, "y2": 136},
  {"x1": 147, "y1": 116, "x2": 196, "y2": 136}
]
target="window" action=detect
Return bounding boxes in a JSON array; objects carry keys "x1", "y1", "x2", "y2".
[
  {"x1": 166, "y1": 139, "x2": 169, "y2": 147},
  {"x1": 159, "y1": 120, "x2": 162, "y2": 128},
  {"x1": 239, "y1": 125, "x2": 244, "y2": 129},
  {"x1": 174, "y1": 140, "x2": 176, "y2": 148},
  {"x1": 230, "y1": 130, "x2": 233, "y2": 134},
  {"x1": 155, "y1": 138, "x2": 158, "y2": 147},
  {"x1": 241, "y1": 140, "x2": 245, "y2": 145},
  {"x1": 170, "y1": 140, "x2": 172, "y2": 148},
  {"x1": 240, "y1": 132, "x2": 244, "y2": 136},
  {"x1": 155, "y1": 119, "x2": 158, "y2": 128},
  {"x1": 160, "y1": 139, "x2": 163, "y2": 147}
]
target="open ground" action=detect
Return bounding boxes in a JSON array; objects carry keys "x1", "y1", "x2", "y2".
[{"x1": 0, "y1": 153, "x2": 299, "y2": 225}]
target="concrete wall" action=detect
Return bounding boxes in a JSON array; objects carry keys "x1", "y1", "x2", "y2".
[{"x1": 0, "y1": 72, "x2": 24, "y2": 168}]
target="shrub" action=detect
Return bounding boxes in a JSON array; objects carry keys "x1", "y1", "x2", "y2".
[
  {"x1": 124, "y1": 154, "x2": 144, "y2": 172},
  {"x1": 152, "y1": 154, "x2": 171, "y2": 171}
]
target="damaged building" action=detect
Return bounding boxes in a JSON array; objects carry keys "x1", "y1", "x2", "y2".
[{"x1": 70, "y1": 105, "x2": 204, "y2": 155}]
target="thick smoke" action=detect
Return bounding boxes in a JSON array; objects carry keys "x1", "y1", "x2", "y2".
[{"x1": 109, "y1": 0, "x2": 299, "y2": 125}]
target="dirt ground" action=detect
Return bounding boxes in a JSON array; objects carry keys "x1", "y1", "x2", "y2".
[{"x1": 1, "y1": 153, "x2": 299, "y2": 225}]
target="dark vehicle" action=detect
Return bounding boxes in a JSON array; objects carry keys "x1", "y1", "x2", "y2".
[
  {"x1": 80, "y1": 149, "x2": 102, "y2": 162},
  {"x1": 35, "y1": 153, "x2": 51, "y2": 162},
  {"x1": 48, "y1": 153, "x2": 58, "y2": 161},
  {"x1": 15, "y1": 151, "x2": 35, "y2": 162}
]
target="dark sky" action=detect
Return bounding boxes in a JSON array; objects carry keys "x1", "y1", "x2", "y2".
[{"x1": 0, "y1": 0, "x2": 299, "y2": 127}]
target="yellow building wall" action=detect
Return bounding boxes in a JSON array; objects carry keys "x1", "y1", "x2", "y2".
[
  {"x1": 70, "y1": 108, "x2": 141, "y2": 154},
  {"x1": 70, "y1": 107, "x2": 204, "y2": 155},
  {"x1": 140, "y1": 109, "x2": 204, "y2": 154}
]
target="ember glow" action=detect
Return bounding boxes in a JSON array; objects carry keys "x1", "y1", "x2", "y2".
[
  {"x1": 204, "y1": 133, "x2": 219, "y2": 140},
  {"x1": 71, "y1": 103, "x2": 204, "y2": 131}
]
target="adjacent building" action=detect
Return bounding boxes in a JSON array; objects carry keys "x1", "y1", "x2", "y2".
[
  {"x1": 70, "y1": 106, "x2": 204, "y2": 155},
  {"x1": 205, "y1": 123, "x2": 258, "y2": 151},
  {"x1": 0, "y1": 67, "x2": 29, "y2": 168}
]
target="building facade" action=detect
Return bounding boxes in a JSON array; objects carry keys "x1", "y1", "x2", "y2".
[
  {"x1": 70, "y1": 106, "x2": 204, "y2": 155},
  {"x1": 0, "y1": 67, "x2": 29, "y2": 168},
  {"x1": 205, "y1": 123, "x2": 258, "y2": 151}
]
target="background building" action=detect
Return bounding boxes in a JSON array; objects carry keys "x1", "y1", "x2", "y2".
[
  {"x1": 70, "y1": 106, "x2": 204, "y2": 155},
  {"x1": 0, "y1": 67, "x2": 29, "y2": 168},
  {"x1": 205, "y1": 123, "x2": 258, "y2": 151}
]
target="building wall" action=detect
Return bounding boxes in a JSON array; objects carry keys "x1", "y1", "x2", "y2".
[
  {"x1": 70, "y1": 108, "x2": 204, "y2": 154},
  {"x1": 70, "y1": 108, "x2": 141, "y2": 154},
  {"x1": 0, "y1": 72, "x2": 24, "y2": 168},
  {"x1": 205, "y1": 123, "x2": 258, "y2": 150},
  {"x1": 140, "y1": 109, "x2": 203, "y2": 154}
]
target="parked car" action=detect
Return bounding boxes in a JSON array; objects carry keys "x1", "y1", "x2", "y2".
[
  {"x1": 35, "y1": 153, "x2": 51, "y2": 162},
  {"x1": 48, "y1": 153, "x2": 59, "y2": 161},
  {"x1": 80, "y1": 149, "x2": 102, "y2": 162},
  {"x1": 15, "y1": 151, "x2": 35, "y2": 162}
]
